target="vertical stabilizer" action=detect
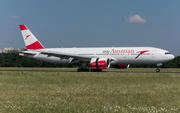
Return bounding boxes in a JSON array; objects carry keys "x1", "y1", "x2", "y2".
[{"x1": 19, "y1": 25, "x2": 45, "y2": 50}]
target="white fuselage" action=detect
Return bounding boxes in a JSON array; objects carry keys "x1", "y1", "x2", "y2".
[{"x1": 23, "y1": 47, "x2": 174, "y2": 65}]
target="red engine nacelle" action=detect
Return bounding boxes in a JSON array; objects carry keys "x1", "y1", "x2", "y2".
[
  {"x1": 90, "y1": 58, "x2": 110, "y2": 69},
  {"x1": 112, "y1": 64, "x2": 130, "y2": 69}
]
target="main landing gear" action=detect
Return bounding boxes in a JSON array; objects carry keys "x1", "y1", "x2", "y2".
[
  {"x1": 77, "y1": 62, "x2": 102, "y2": 72},
  {"x1": 77, "y1": 62, "x2": 90, "y2": 72},
  {"x1": 91, "y1": 69, "x2": 102, "y2": 72},
  {"x1": 156, "y1": 63, "x2": 162, "y2": 72},
  {"x1": 77, "y1": 68, "x2": 102, "y2": 72},
  {"x1": 77, "y1": 68, "x2": 89, "y2": 72}
]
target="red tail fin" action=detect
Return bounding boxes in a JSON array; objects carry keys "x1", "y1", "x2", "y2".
[{"x1": 19, "y1": 25, "x2": 45, "y2": 50}]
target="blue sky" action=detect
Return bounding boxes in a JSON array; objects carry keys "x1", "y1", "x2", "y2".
[{"x1": 1, "y1": 0, "x2": 180, "y2": 56}]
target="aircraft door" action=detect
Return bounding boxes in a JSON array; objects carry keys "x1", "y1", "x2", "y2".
[
  {"x1": 122, "y1": 53, "x2": 128, "y2": 63},
  {"x1": 123, "y1": 53, "x2": 127, "y2": 58},
  {"x1": 151, "y1": 52, "x2": 156, "y2": 58}
]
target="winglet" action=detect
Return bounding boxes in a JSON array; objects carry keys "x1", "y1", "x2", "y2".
[{"x1": 19, "y1": 25, "x2": 45, "y2": 50}]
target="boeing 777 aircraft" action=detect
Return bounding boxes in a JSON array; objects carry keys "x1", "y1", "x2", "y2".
[{"x1": 19, "y1": 25, "x2": 174, "y2": 72}]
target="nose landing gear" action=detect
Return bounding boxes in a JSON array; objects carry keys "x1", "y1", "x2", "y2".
[
  {"x1": 156, "y1": 63, "x2": 162, "y2": 72},
  {"x1": 156, "y1": 68, "x2": 160, "y2": 72}
]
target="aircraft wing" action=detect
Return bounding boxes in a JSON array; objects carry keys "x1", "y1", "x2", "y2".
[
  {"x1": 40, "y1": 51, "x2": 93, "y2": 61},
  {"x1": 40, "y1": 51, "x2": 117, "y2": 62}
]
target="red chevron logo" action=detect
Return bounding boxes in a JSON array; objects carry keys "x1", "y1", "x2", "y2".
[
  {"x1": 135, "y1": 50, "x2": 150, "y2": 59},
  {"x1": 25, "y1": 35, "x2": 31, "y2": 40}
]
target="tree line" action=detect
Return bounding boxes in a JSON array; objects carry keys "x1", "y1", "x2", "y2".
[
  {"x1": 0, "y1": 53, "x2": 180, "y2": 68},
  {"x1": 0, "y1": 53, "x2": 76, "y2": 67}
]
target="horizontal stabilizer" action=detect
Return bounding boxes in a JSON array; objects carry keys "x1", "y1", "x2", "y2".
[{"x1": 18, "y1": 51, "x2": 36, "y2": 56}]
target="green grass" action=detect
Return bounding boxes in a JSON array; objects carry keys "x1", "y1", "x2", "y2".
[{"x1": 0, "y1": 71, "x2": 180, "y2": 112}]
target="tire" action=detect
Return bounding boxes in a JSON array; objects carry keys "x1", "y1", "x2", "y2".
[
  {"x1": 156, "y1": 69, "x2": 160, "y2": 72},
  {"x1": 91, "y1": 69, "x2": 102, "y2": 72},
  {"x1": 77, "y1": 68, "x2": 90, "y2": 72}
]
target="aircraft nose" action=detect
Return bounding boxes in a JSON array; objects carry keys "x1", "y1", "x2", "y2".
[
  {"x1": 171, "y1": 54, "x2": 175, "y2": 60},
  {"x1": 166, "y1": 54, "x2": 175, "y2": 61}
]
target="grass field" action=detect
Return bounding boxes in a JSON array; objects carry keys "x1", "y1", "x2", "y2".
[{"x1": 0, "y1": 68, "x2": 180, "y2": 112}]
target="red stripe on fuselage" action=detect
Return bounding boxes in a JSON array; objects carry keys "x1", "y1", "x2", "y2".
[
  {"x1": 19, "y1": 25, "x2": 28, "y2": 31},
  {"x1": 26, "y1": 41, "x2": 45, "y2": 50}
]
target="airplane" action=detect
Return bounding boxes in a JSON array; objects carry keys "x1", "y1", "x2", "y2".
[{"x1": 19, "y1": 25, "x2": 174, "y2": 72}]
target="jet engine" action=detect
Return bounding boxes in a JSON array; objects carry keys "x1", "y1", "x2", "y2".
[
  {"x1": 112, "y1": 64, "x2": 130, "y2": 69},
  {"x1": 90, "y1": 58, "x2": 110, "y2": 69}
]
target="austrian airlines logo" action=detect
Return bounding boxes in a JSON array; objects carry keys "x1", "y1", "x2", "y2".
[
  {"x1": 135, "y1": 50, "x2": 150, "y2": 59},
  {"x1": 25, "y1": 35, "x2": 31, "y2": 40}
]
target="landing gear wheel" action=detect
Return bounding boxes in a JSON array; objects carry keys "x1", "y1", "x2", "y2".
[
  {"x1": 156, "y1": 63, "x2": 162, "y2": 73},
  {"x1": 77, "y1": 68, "x2": 90, "y2": 72},
  {"x1": 91, "y1": 69, "x2": 102, "y2": 72},
  {"x1": 156, "y1": 68, "x2": 160, "y2": 72}
]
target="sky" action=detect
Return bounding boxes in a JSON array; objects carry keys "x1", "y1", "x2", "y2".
[{"x1": 1, "y1": 0, "x2": 180, "y2": 56}]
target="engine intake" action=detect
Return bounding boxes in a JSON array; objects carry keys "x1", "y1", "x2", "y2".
[{"x1": 90, "y1": 58, "x2": 110, "y2": 69}]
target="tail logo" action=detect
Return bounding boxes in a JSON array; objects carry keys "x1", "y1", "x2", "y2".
[{"x1": 25, "y1": 35, "x2": 31, "y2": 40}]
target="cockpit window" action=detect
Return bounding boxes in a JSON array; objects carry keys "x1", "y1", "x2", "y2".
[{"x1": 165, "y1": 52, "x2": 171, "y2": 55}]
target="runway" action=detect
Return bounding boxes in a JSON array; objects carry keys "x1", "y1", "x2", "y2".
[{"x1": 0, "y1": 70, "x2": 179, "y2": 73}]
